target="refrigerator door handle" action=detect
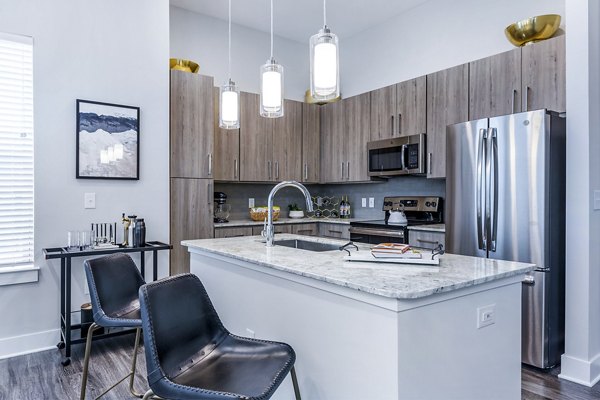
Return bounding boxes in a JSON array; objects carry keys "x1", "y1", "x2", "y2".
[
  {"x1": 484, "y1": 127, "x2": 492, "y2": 254},
  {"x1": 490, "y1": 128, "x2": 499, "y2": 252},
  {"x1": 477, "y1": 128, "x2": 487, "y2": 250}
]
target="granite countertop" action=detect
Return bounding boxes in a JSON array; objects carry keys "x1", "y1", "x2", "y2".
[
  {"x1": 183, "y1": 234, "x2": 534, "y2": 299},
  {"x1": 407, "y1": 224, "x2": 446, "y2": 233},
  {"x1": 214, "y1": 218, "x2": 360, "y2": 228}
]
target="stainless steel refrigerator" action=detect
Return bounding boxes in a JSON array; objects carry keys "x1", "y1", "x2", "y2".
[{"x1": 446, "y1": 109, "x2": 566, "y2": 369}]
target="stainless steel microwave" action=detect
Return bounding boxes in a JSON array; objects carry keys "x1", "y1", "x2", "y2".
[{"x1": 367, "y1": 133, "x2": 427, "y2": 177}]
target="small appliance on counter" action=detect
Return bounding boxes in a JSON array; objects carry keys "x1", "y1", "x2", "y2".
[
  {"x1": 349, "y1": 196, "x2": 442, "y2": 244},
  {"x1": 214, "y1": 192, "x2": 231, "y2": 223}
]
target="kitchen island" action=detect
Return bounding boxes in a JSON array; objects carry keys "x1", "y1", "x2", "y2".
[{"x1": 183, "y1": 235, "x2": 534, "y2": 400}]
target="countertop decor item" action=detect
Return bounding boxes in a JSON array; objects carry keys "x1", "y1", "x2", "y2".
[
  {"x1": 505, "y1": 14, "x2": 561, "y2": 47},
  {"x1": 288, "y1": 204, "x2": 304, "y2": 219},
  {"x1": 76, "y1": 99, "x2": 140, "y2": 180},
  {"x1": 250, "y1": 206, "x2": 280, "y2": 221},
  {"x1": 169, "y1": 58, "x2": 199, "y2": 73}
]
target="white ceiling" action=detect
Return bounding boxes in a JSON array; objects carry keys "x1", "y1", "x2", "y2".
[{"x1": 170, "y1": 0, "x2": 431, "y2": 43}]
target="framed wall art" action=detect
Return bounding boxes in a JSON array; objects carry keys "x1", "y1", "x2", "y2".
[{"x1": 76, "y1": 99, "x2": 140, "y2": 180}]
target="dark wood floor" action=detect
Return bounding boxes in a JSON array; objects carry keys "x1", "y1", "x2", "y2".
[{"x1": 1, "y1": 335, "x2": 600, "y2": 399}]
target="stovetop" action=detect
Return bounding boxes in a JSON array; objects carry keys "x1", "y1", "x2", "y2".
[{"x1": 351, "y1": 219, "x2": 439, "y2": 230}]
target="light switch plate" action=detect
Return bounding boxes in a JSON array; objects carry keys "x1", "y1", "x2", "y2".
[
  {"x1": 594, "y1": 191, "x2": 600, "y2": 210},
  {"x1": 361, "y1": 198, "x2": 367, "y2": 207},
  {"x1": 84, "y1": 192, "x2": 96, "y2": 209},
  {"x1": 369, "y1": 197, "x2": 375, "y2": 208},
  {"x1": 249, "y1": 198, "x2": 255, "y2": 208}
]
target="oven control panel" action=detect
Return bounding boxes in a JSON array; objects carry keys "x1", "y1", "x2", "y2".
[{"x1": 382, "y1": 196, "x2": 441, "y2": 212}]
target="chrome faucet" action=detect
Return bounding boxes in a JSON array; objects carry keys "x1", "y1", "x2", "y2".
[{"x1": 262, "y1": 181, "x2": 314, "y2": 247}]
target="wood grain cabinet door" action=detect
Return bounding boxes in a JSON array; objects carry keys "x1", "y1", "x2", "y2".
[
  {"x1": 344, "y1": 93, "x2": 371, "y2": 182},
  {"x1": 273, "y1": 100, "x2": 302, "y2": 181},
  {"x1": 396, "y1": 76, "x2": 426, "y2": 137},
  {"x1": 426, "y1": 64, "x2": 469, "y2": 179},
  {"x1": 291, "y1": 223, "x2": 318, "y2": 236},
  {"x1": 214, "y1": 226, "x2": 253, "y2": 238},
  {"x1": 369, "y1": 84, "x2": 397, "y2": 140},
  {"x1": 170, "y1": 178, "x2": 213, "y2": 275},
  {"x1": 213, "y1": 88, "x2": 240, "y2": 181},
  {"x1": 521, "y1": 35, "x2": 566, "y2": 113},
  {"x1": 240, "y1": 92, "x2": 273, "y2": 181},
  {"x1": 302, "y1": 103, "x2": 320, "y2": 183},
  {"x1": 320, "y1": 100, "x2": 345, "y2": 183},
  {"x1": 170, "y1": 71, "x2": 214, "y2": 178},
  {"x1": 469, "y1": 48, "x2": 521, "y2": 120}
]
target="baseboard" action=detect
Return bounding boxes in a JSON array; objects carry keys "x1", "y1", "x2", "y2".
[
  {"x1": 0, "y1": 329, "x2": 60, "y2": 360},
  {"x1": 559, "y1": 352, "x2": 600, "y2": 387}
]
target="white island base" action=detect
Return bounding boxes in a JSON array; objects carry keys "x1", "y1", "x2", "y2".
[{"x1": 186, "y1": 236, "x2": 530, "y2": 400}]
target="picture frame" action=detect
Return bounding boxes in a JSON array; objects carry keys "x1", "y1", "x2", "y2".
[{"x1": 76, "y1": 99, "x2": 140, "y2": 180}]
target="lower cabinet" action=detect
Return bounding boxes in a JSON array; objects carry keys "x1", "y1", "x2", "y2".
[
  {"x1": 318, "y1": 223, "x2": 351, "y2": 240},
  {"x1": 251, "y1": 224, "x2": 292, "y2": 235},
  {"x1": 408, "y1": 230, "x2": 445, "y2": 250},
  {"x1": 291, "y1": 223, "x2": 318, "y2": 236},
  {"x1": 214, "y1": 226, "x2": 253, "y2": 238}
]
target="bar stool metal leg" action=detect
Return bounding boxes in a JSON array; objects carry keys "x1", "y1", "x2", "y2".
[
  {"x1": 128, "y1": 328, "x2": 144, "y2": 398},
  {"x1": 80, "y1": 323, "x2": 100, "y2": 400},
  {"x1": 291, "y1": 366, "x2": 301, "y2": 400}
]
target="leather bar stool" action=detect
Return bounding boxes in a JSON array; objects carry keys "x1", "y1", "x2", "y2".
[
  {"x1": 80, "y1": 253, "x2": 146, "y2": 399},
  {"x1": 139, "y1": 273, "x2": 301, "y2": 400}
]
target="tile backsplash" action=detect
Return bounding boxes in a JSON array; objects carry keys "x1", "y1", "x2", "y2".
[{"x1": 215, "y1": 177, "x2": 445, "y2": 221}]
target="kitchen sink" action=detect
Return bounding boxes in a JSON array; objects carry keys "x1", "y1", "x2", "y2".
[{"x1": 274, "y1": 239, "x2": 340, "y2": 252}]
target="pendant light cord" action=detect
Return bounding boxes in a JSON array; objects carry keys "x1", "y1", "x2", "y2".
[
  {"x1": 228, "y1": 0, "x2": 232, "y2": 80},
  {"x1": 323, "y1": 0, "x2": 327, "y2": 27},
  {"x1": 270, "y1": 0, "x2": 274, "y2": 59}
]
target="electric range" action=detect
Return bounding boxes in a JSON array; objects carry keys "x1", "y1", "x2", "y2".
[{"x1": 349, "y1": 196, "x2": 443, "y2": 244}]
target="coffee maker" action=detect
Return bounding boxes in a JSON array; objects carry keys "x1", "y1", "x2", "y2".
[{"x1": 214, "y1": 192, "x2": 231, "y2": 223}]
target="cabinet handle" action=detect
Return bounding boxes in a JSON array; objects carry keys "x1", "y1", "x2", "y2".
[
  {"x1": 417, "y1": 238, "x2": 439, "y2": 244},
  {"x1": 329, "y1": 230, "x2": 343, "y2": 234},
  {"x1": 428, "y1": 152, "x2": 432, "y2": 175},
  {"x1": 304, "y1": 163, "x2": 308, "y2": 181},
  {"x1": 234, "y1": 159, "x2": 238, "y2": 179},
  {"x1": 398, "y1": 113, "x2": 402, "y2": 135},
  {"x1": 207, "y1": 182, "x2": 212, "y2": 205},
  {"x1": 340, "y1": 162, "x2": 344, "y2": 179},
  {"x1": 268, "y1": 161, "x2": 272, "y2": 180},
  {"x1": 227, "y1": 234, "x2": 245, "y2": 238},
  {"x1": 275, "y1": 161, "x2": 279, "y2": 180},
  {"x1": 208, "y1": 153, "x2": 213, "y2": 176},
  {"x1": 346, "y1": 161, "x2": 350, "y2": 180},
  {"x1": 391, "y1": 115, "x2": 394, "y2": 135},
  {"x1": 524, "y1": 86, "x2": 530, "y2": 111},
  {"x1": 296, "y1": 229, "x2": 313, "y2": 233},
  {"x1": 512, "y1": 89, "x2": 517, "y2": 113}
]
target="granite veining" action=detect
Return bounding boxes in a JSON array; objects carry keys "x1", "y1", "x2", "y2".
[
  {"x1": 214, "y1": 218, "x2": 358, "y2": 228},
  {"x1": 183, "y1": 234, "x2": 534, "y2": 299},
  {"x1": 407, "y1": 224, "x2": 446, "y2": 233}
]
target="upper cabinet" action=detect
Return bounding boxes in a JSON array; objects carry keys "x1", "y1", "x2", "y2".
[
  {"x1": 213, "y1": 88, "x2": 240, "y2": 181},
  {"x1": 170, "y1": 71, "x2": 214, "y2": 178},
  {"x1": 521, "y1": 35, "x2": 566, "y2": 113},
  {"x1": 239, "y1": 93, "x2": 303, "y2": 182},
  {"x1": 321, "y1": 93, "x2": 370, "y2": 183},
  {"x1": 302, "y1": 103, "x2": 320, "y2": 183},
  {"x1": 469, "y1": 48, "x2": 521, "y2": 120},
  {"x1": 369, "y1": 77, "x2": 426, "y2": 140},
  {"x1": 426, "y1": 64, "x2": 469, "y2": 179}
]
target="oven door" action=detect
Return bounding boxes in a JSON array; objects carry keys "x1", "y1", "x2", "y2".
[
  {"x1": 367, "y1": 134, "x2": 426, "y2": 177},
  {"x1": 349, "y1": 227, "x2": 406, "y2": 244}
]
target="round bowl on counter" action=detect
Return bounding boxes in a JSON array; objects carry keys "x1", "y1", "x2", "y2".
[{"x1": 250, "y1": 206, "x2": 280, "y2": 221}]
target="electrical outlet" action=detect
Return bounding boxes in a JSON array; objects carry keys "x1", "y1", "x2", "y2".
[
  {"x1": 477, "y1": 304, "x2": 496, "y2": 329},
  {"x1": 369, "y1": 197, "x2": 375, "y2": 208},
  {"x1": 84, "y1": 192, "x2": 96, "y2": 209},
  {"x1": 361, "y1": 198, "x2": 367, "y2": 207},
  {"x1": 249, "y1": 198, "x2": 255, "y2": 208},
  {"x1": 594, "y1": 191, "x2": 600, "y2": 210},
  {"x1": 246, "y1": 328, "x2": 255, "y2": 338}
]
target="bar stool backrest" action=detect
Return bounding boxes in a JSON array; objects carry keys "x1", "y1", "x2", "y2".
[
  {"x1": 139, "y1": 273, "x2": 228, "y2": 386},
  {"x1": 84, "y1": 253, "x2": 146, "y2": 324}
]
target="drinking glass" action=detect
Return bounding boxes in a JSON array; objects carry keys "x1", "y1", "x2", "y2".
[
  {"x1": 80, "y1": 231, "x2": 94, "y2": 250},
  {"x1": 67, "y1": 231, "x2": 80, "y2": 250}
]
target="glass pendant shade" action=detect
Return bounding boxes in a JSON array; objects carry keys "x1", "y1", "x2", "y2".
[
  {"x1": 310, "y1": 27, "x2": 340, "y2": 101},
  {"x1": 219, "y1": 80, "x2": 240, "y2": 129},
  {"x1": 260, "y1": 59, "x2": 284, "y2": 118}
]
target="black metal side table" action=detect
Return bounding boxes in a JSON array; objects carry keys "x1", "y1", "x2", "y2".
[{"x1": 43, "y1": 241, "x2": 172, "y2": 366}]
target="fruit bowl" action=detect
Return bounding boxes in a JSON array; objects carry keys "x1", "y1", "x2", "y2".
[
  {"x1": 505, "y1": 14, "x2": 561, "y2": 47},
  {"x1": 250, "y1": 206, "x2": 280, "y2": 221}
]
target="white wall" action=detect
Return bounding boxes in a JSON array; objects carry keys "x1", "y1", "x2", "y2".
[
  {"x1": 340, "y1": 0, "x2": 566, "y2": 96},
  {"x1": 0, "y1": 0, "x2": 170, "y2": 358},
  {"x1": 170, "y1": 6, "x2": 309, "y2": 101},
  {"x1": 560, "y1": 0, "x2": 600, "y2": 387}
]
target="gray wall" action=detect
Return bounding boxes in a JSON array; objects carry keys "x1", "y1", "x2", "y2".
[{"x1": 216, "y1": 177, "x2": 445, "y2": 221}]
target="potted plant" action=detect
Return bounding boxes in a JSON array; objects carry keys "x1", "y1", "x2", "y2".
[{"x1": 288, "y1": 204, "x2": 304, "y2": 219}]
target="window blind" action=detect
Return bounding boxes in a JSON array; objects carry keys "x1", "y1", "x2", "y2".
[{"x1": 0, "y1": 32, "x2": 33, "y2": 269}]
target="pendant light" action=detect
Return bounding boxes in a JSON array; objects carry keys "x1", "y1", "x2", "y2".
[
  {"x1": 219, "y1": 0, "x2": 240, "y2": 129},
  {"x1": 259, "y1": 0, "x2": 284, "y2": 118},
  {"x1": 310, "y1": 0, "x2": 340, "y2": 101}
]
